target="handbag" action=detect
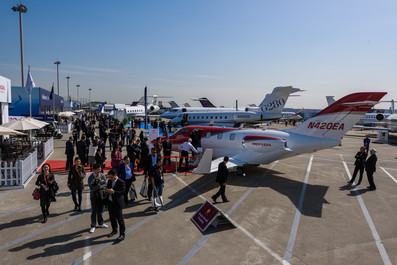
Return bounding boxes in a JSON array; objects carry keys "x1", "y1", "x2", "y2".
[
  {"x1": 129, "y1": 183, "x2": 138, "y2": 199},
  {"x1": 32, "y1": 188, "x2": 40, "y2": 200},
  {"x1": 152, "y1": 189, "x2": 163, "y2": 208},
  {"x1": 140, "y1": 179, "x2": 148, "y2": 198}
]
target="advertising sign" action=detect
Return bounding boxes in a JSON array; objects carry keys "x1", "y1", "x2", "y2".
[
  {"x1": 0, "y1": 76, "x2": 11, "y2": 103},
  {"x1": 191, "y1": 200, "x2": 220, "y2": 232},
  {"x1": 9, "y1": 86, "x2": 40, "y2": 116}
]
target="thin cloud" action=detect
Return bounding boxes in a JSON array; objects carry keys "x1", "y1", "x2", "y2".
[{"x1": 65, "y1": 65, "x2": 124, "y2": 73}]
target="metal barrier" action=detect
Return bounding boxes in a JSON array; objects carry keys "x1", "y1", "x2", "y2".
[
  {"x1": 43, "y1": 137, "x2": 54, "y2": 159},
  {"x1": 58, "y1": 122, "x2": 73, "y2": 134}
]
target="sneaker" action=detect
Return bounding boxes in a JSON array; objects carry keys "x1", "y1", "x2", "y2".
[
  {"x1": 97, "y1": 224, "x2": 108, "y2": 228},
  {"x1": 89, "y1": 227, "x2": 95, "y2": 234}
]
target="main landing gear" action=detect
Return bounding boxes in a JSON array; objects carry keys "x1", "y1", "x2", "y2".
[{"x1": 236, "y1": 167, "x2": 246, "y2": 176}]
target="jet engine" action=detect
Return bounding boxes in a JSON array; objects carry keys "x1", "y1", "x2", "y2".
[
  {"x1": 242, "y1": 135, "x2": 287, "y2": 153},
  {"x1": 376, "y1": 113, "x2": 384, "y2": 121}
]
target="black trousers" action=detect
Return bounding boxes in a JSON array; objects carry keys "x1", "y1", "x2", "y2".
[
  {"x1": 367, "y1": 171, "x2": 376, "y2": 189},
  {"x1": 147, "y1": 183, "x2": 153, "y2": 199},
  {"x1": 108, "y1": 202, "x2": 125, "y2": 235},
  {"x1": 351, "y1": 166, "x2": 364, "y2": 183},
  {"x1": 163, "y1": 151, "x2": 172, "y2": 166},
  {"x1": 90, "y1": 196, "x2": 104, "y2": 227},
  {"x1": 213, "y1": 183, "x2": 227, "y2": 202},
  {"x1": 66, "y1": 155, "x2": 74, "y2": 170},
  {"x1": 124, "y1": 178, "x2": 134, "y2": 203},
  {"x1": 78, "y1": 153, "x2": 86, "y2": 166},
  {"x1": 179, "y1": 150, "x2": 189, "y2": 171}
]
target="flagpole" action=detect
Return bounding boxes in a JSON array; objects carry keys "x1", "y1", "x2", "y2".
[
  {"x1": 52, "y1": 82, "x2": 55, "y2": 120},
  {"x1": 28, "y1": 65, "x2": 32, "y2": 117}
]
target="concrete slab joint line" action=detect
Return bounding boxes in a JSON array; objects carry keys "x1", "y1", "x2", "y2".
[
  {"x1": 340, "y1": 155, "x2": 392, "y2": 265},
  {"x1": 380, "y1": 167, "x2": 397, "y2": 184},
  {"x1": 177, "y1": 161, "x2": 288, "y2": 265},
  {"x1": 283, "y1": 155, "x2": 313, "y2": 265},
  {"x1": 69, "y1": 175, "x2": 214, "y2": 265}
]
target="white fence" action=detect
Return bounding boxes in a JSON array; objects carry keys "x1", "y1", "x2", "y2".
[
  {"x1": 58, "y1": 122, "x2": 73, "y2": 134},
  {"x1": 43, "y1": 137, "x2": 54, "y2": 160},
  {"x1": 0, "y1": 149, "x2": 38, "y2": 187}
]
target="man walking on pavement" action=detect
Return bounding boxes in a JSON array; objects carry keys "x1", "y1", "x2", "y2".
[{"x1": 212, "y1": 156, "x2": 230, "y2": 204}]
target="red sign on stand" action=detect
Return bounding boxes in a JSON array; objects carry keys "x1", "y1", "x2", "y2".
[{"x1": 191, "y1": 200, "x2": 220, "y2": 232}]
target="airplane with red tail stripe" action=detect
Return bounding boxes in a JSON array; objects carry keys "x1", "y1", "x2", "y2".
[{"x1": 161, "y1": 92, "x2": 387, "y2": 174}]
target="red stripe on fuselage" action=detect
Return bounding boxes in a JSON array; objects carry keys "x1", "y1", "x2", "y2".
[{"x1": 244, "y1": 135, "x2": 285, "y2": 141}]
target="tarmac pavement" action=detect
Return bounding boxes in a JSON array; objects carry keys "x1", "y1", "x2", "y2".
[{"x1": 0, "y1": 128, "x2": 397, "y2": 265}]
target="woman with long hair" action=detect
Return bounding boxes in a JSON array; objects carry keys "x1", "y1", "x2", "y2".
[
  {"x1": 68, "y1": 157, "x2": 86, "y2": 212},
  {"x1": 35, "y1": 163, "x2": 55, "y2": 223}
]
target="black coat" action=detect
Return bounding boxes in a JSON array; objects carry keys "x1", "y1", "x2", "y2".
[
  {"x1": 216, "y1": 162, "x2": 228, "y2": 184},
  {"x1": 106, "y1": 178, "x2": 125, "y2": 209},
  {"x1": 77, "y1": 140, "x2": 86, "y2": 156},
  {"x1": 65, "y1": 140, "x2": 75, "y2": 156},
  {"x1": 68, "y1": 165, "x2": 86, "y2": 190},
  {"x1": 149, "y1": 164, "x2": 164, "y2": 186},
  {"x1": 365, "y1": 154, "x2": 377, "y2": 173},
  {"x1": 354, "y1": 151, "x2": 367, "y2": 167},
  {"x1": 162, "y1": 140, "x2": 172, "y2": 154}
]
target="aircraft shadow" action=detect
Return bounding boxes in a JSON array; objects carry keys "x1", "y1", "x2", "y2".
[{"x1": 228, "y1": 166, "x2": 330, "y2": 218}]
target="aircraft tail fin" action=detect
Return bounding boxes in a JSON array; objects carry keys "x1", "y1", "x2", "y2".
[
  {"x1": 326, "y1": 96, "x2": 336, "y2": 106},
  {"x1": 258, "y1": 86, "x2": 302, "y2": 113},
  {"x1": 168, "y1": 101, "x2": 179, "y2": 108},
  {"x1": 287, "y1": 92, "x2": 387, "y2": 139},
  {"x1": 198, "y1": 97, "x2": 216, "y2": 108}
]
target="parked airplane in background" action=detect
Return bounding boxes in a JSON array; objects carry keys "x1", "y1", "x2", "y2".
[
  {"x1": 161, "y1": 86, "x2": 301, "y2": 119},
  {"x1": 193, "y1": 97, "x2": 216, "y2": 108},
  {"x1": 169, "y1": 86, "x2": 301, "y2": 127},
  {"x1": 127, "y1": 95, "x2": 162, "y2": 116},
  {"x1": 161, "y1": 92, "x2": 387, "y2": 173}
]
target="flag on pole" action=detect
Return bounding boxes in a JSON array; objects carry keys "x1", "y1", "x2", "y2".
[
  {"x1": 49, "y1": 85, "x2": 54, "y2": 100},
  {"x1": 25, "y1": 70, "x2": 35, "y2": 95}
]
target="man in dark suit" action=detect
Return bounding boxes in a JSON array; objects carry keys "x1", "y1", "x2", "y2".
[
  {"x1": 162, "y1": 136, "x2": 172, "y2": 167},
  {"x1": 105, "y1": 169, "x2": 126, "y2": 241},
  {"x1": 348, "y1": 146, "x2": 367, "y2": 185},
  {"x1": 77, "y1": 136, "x2": 87, "y2": 166},
  {"x1": 211, "y1": 156, "x2": 230, "y2": 203},
  {"x1": 365, "y1": 149, "x2": 378, "y2": 191},
  {"x1": 118, "y1": 156, "x2": 136, "y2": 204},
  {"x1": 65, "y1": 136, "x2": 75, "y2": 170},
  {"x1": 145, "y1": 148, "x2": 161, "y2": 200}
]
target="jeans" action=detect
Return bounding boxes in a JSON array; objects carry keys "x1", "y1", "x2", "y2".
[{"x1": 71, "y1": 189, "x2": 82, "y2": 206}]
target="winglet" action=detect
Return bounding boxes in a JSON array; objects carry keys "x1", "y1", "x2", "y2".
[{"x1": 193, "y1": 149, "x2": 213, "y2": 174}]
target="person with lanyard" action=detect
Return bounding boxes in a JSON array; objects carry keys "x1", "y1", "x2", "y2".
[
  {"x1": 105, "y1": 169, "x2": 126, "y2": 241},
  {"x1": 179, "y1": 138, "x2": 197, "y2": 172},
  {"x1": 145, "y1": 148, "x2": 159, "y2": 200},
  {"x1": 68, "y1": 157, "x2": 86, "y2": 212},
  {"x1": 118, "y1": 156, "x2": 136, "y2": 205},
  {"x1": 149, "y1": 158, "x2": 164, "y2": 212},
  {"x1": 36, "y1": 163, "x2": 55, "y2": 223},
  {"x1": 88, "y1": 163, "x2": 108, "y2": 233}
]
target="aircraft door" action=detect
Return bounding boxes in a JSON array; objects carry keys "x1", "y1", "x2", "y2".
[{"x1": 191, "y1": 129, "x2": 203, "y2": 148}]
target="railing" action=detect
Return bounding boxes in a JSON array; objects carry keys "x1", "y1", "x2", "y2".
[
  {"x1": 58, "y1": 122, "x2": 73, "y2": 134},
  {"x1": 0, "y1": 148, "x2": 37, "y2": 187},
  {"x1": 43, "y1": 137, "x2": 54, "y2": 159}
]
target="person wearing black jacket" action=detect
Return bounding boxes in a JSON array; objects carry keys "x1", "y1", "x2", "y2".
[
  {"x1": 88, "y1": 164, "x2": 108, "y2": 233},
  {"x1": 105, "y1": 169, "x2": 126, "y2": 241},
  {"x1": 365, "y1": 149, "x2": 378, "y2": 191},
  {"x1": 118, "y1": 156, "x2": 136, "y2": 204},
  {"x1": 149, "y1": 158, "x2": 164, "y2": 212},
  {"x1": 348, "y1": 146, "x2": 368, "y2": 185},
  {"x1": 36, "y1": 163, "x2": 55, "y2": 223},
  {"x1": 77, "y1": 136, "x2": 87, "y2": 166},
  {"x1": 65, "y1": 136, "x2": 75, "y2": 170},
  {"x1": 145, "y1": 149, "x2": 161, "y2": 200},
  {"x1": 95, "y1": 148, "x2": 106, "y2": 173},
  {"x1": 140, "y1": 137, "x2": 150, "y2": 175},
  {"x1": 211, "y1": 156, "x2": 230, "y2": 203},
  {"x1": 162, "y1": 136, "x2": 172, "y2": 167}
]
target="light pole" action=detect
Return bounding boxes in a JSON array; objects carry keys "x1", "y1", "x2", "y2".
[
  {"x1": 66, "y1": 76, "x2": 70, "y2": 102},
  {"x1": 12, "y1": 4, "x2": 28, "y2": 87},
  {"x1": 88, "y1": 88, "x2": 92, "y2": 115},
  {"x1": 76, "y1": 84, "x2": 80, "y2": 104},
  {"x1": 54, "y1": 61, "x2": 60, "y2": 95}
]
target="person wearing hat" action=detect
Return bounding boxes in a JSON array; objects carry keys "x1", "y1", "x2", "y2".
[{"x1": 365, "y1": 148, "x2": 377, "y2": 191}]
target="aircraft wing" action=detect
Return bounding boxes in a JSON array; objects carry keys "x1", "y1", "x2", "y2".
[
  {"x1": 353, "y1": 125, "x2": 392, "y2": 131},
  {"x1": 194, "y1": 149, "x2": 246, "y2": 174}
]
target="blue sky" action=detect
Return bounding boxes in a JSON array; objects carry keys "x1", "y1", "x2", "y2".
[{"x1": 1, "y1": 0, "x2": 397, "y2": 110}]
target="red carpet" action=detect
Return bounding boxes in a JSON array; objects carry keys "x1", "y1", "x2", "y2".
[{"x1": 41, "y1": 160, "x2": 195, "y2": 174}]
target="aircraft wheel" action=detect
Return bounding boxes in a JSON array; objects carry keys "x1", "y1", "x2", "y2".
[{"x1": 236, "y1": 167, "x2": 245, "y2": 176}]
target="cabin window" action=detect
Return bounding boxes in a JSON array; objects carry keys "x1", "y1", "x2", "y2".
[
  {"x1": 217, "y1": 133, "x2": 223, "y2": 140},
  {"x1": 225, "y1": 116, "x2": 227, "y2": 119},
  {"x1": 220, "y1": 116, "x2": 222, "y2": 119},
  {"x1": 215, "y1": 116, "x2": 218, "y2": 119},
  {"x1": 230, "y1": 133, "x2": 235, "y2": 140},
  {"x1": 211, "y1": 116, "x2": 213, "y2": 119}
]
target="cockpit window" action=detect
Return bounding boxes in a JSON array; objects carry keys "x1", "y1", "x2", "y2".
[{"x1": 177, "y1": 128, "x2": 190, "y2": 135}]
